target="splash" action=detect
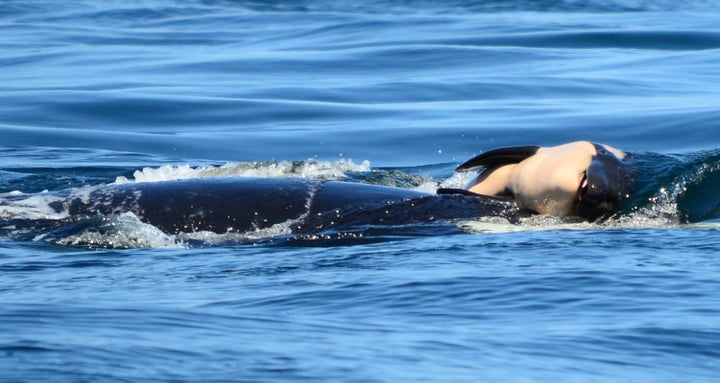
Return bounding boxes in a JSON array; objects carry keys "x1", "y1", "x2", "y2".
[
  {"x1": 413, "y1": 171, "x2": 477, "y2": 194},
  {"x1": 54, "y1": 213, "x2": 185, "y2": 249},
  {"x1": 626, "y1": 149, "x2": 720, "y2": 224},
  {"x1": 0, "y1": 190, "x2": 68, "y2": 220},
  {"x1": 674, "y1": 157, "x2": 720, "y2": 222},
  {"x1": 113, "y1": 159, "x2": 371, "y2": 184}
]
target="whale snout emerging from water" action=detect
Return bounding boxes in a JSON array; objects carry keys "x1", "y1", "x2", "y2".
[{"x1": 456, "y1": 141, "x2": 633, "y2": 220}]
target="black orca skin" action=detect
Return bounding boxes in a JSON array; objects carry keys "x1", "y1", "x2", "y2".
[{"x1": 58, "y1": 177, "x2": 519, "y2": 235}]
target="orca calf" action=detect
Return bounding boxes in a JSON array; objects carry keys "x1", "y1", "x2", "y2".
[{"x1": 454, "y1": 141, "x2": 633, "y2": 220}]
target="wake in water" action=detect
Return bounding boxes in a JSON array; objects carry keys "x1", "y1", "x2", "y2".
[{"x1": 1, "y1": 151, "x2": 719, "y2": 248}]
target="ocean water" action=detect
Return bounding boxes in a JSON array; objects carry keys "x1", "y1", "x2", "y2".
[{"x1": 2, "y1": 0, "x2": 720, "y2": 381}]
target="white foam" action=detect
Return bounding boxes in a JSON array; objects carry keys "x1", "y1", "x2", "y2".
[
  {"x1": 458, "y1": 215, "x2": 596, "y2": 234},
  {"x1": 443, "y1": 171, "x2": 478, "y2": 189},
  {"x1": 458, "y1": 206, "x2": 686, "y2": 234},
  {"x1": 55, "y1": 212, "x2": 185, "y2": 249},
  {"x1": 114, "y1": 159, "x2": 372, "y2": 184},
  {"x1": 412, "y1": 171, "x2": 476, "y2": 194},
  {"x1": 176, "y1": 218, "x2": 298, "y2": 245},
  {"x1": 0, "y1": 191, "x2": 68, "y2": 220}
]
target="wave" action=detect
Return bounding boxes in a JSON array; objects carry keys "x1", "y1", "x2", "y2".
[{"x1": 1, "y1": 150, "x2": 719, "y2": 248}]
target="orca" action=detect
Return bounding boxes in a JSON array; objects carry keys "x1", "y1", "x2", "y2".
[
  {"x1": 451, "y1": 141, "x2": 633, "y2": 220},
  {"x1": 53, "y1": 177, "x2": 518, "y2": 235}
]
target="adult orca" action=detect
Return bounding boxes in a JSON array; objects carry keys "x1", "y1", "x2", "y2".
[{"x1": 54, "y1": 177, "x2": 518, "y2": 235}]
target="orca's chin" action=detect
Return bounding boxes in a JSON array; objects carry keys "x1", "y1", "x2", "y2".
[{"x1": 574, "y1": 168, "x2": 629, "y2": 221}]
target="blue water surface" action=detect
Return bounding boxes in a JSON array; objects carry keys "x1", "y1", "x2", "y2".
[{"x1": 2, "y1": 0, "x2": 720, "y2": 382}]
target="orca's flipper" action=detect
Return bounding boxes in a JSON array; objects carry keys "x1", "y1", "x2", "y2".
[{"x1": 456, "y1": 145, "x2": 540, "y2": 172}]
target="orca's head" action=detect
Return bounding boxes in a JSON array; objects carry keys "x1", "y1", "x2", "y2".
[
  {"x1": 574, "y1": 144, "x2": 634, "y2": 220},
  {"x1": 457, "y1": 141, "x2": 634, "y2": 221}
]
